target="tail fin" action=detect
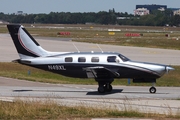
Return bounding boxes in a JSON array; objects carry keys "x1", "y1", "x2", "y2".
[{"x1": 7, "y1": 24, "x2": 50, "y2": 59}]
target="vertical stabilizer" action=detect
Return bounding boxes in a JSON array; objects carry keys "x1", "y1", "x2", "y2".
[{"x1": 7, "y1": 24, "x2": 50, "y2": 59}]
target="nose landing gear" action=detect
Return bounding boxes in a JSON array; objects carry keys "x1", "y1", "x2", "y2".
[
  {"x1": 149, "y1": 82, "x2": 156, "y2": 93},
  {"x1": 149, "y1": 86, "x2": 156, "y2": 93}
]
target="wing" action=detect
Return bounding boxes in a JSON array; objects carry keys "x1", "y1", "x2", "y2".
[{"x1": 83, "y1": 66, "x2": 120, "y2": 78}]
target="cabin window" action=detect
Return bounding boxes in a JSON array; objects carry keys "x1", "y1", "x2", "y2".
[
  {"x1": 91, "y1": 57, "x2": 99, "y2": 62},
  {"x1": 65, "y1": 57, "x2": 73, "y2": 62},
  {"x1": 78, "y1": 57, "x2": 86, "y2": 62},
  {"x1": 107, "y1": 56, "x2": 116, "y2": 62}
]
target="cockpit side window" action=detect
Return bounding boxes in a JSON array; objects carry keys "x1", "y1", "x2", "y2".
[
  {"x1": 65, "y1": 57, "x2": 73, "y2": 62},
  {"x1": 78, "y1": 57, "x2": 86, "y2": 62},
  {"x1": 118, "y1": 54, "x2": 129, "y2": 62},
  {"x1": 107, "y1": 56, "x2": 116, "y2": 62}
]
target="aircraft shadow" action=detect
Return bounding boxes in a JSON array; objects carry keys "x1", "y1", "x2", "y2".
[
  {"x1": 13, "y1": 89, "x2": 124, "y2": 95},
  {"x1": 87, "y1": 90, "x2": 168, "y2": 95},
  {"x1": 13, "y1": 89, "x2": 168, "y2": 95},
  {"x1": 13, "y1": 89, "x2": 90, "y2": 93},
  {"x1": 121, "y1": 92, "x2": 168, "y2": 94},
  {"x1": 86, "y1": 89, "x2": 123, "y2": 95},
  {"x1": 13, "y1": 90, "x2": 33, "y2": 92}
]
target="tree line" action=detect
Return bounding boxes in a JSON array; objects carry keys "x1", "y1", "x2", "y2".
[{"x1": 0, "y1": 9, "x2": 180, "y2": 26}]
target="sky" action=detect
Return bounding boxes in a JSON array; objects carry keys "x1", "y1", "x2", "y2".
[{"x1": 0, "y1": 0, "x2": 180, "y2": 14}]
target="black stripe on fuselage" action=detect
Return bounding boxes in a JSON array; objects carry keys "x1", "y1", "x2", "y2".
[{"x1": 24, "y1": 63, "x2": 160, "y2": 79}]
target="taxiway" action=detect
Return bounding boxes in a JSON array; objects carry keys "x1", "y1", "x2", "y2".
[{"x1": 0, "y1": 77, "x2": 180, "y2": 115}]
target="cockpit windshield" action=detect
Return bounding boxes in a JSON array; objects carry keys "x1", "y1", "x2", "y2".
[{"x1": 118, "y1": 54, "x2": 130, "y2": 62}]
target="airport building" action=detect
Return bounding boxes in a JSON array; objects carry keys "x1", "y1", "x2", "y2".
[
  {"x1": 16, "y1": 11, "x2": 23, "y2": 15},
  {"x1": 173, "y1": 9, "x2": 180, "y2": 15},
  {"x1": 135, "y1": 4, "x2": 167, "y2": 13},
  {"x1": 16, "y1": 11, "x2": 27, "y2": 16},
  {"x1": 134, "y1": 8, "x2": 150, "y2": 16}
]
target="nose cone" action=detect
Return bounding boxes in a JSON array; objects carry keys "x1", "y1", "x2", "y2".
[{"x1": 166, "y1": 66, "x2": 175, "y2": 73}]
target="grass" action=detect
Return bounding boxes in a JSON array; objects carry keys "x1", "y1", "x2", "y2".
[
  {"x1": 0, "y1": 62, "x2": 179, "y2": 87},
  {"x1": 0, "y1": 99, "x2": 179, "y2": 119},
  {"x1": 72, "y1": 31, "x2": 180, "y2": 50},
  {"x1": 28, "y1": 24, "x2": 180, "y2": 50}
]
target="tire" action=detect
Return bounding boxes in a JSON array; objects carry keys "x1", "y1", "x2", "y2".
[
  {"x1": 105, "y1": 84, "x2": 113, "y2": 92},
  {"x1": 149, "y1": 87, "x2": 156, "y2": 93},
  {"x1": 98, "y1": 87, "x2": 105, "y2": 93}
]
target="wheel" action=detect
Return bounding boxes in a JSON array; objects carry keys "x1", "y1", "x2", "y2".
[
  {"x1": 98, "y1": 86, "x2": 105, "y2": 93},
  {"x1": 149, "y1": 87, "x2": 156, "y2": 93},
  {"x1": 105, "y1": 84, "x2": 113, "y2": 92}
]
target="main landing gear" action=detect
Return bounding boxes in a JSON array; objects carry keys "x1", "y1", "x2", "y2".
[
  {"x1": 96, "y1": 78, "x2": 114, "y2": 93},
  {"x1": 98, "y1": 83, "x2": 113, "y2": 93}
]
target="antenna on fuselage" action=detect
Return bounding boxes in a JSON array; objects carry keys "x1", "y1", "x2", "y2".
[
  {"x1": 96, "y1": 44, "x2": 103, "y2": 53},
  {"x1": 73, "y1": 43, "x2": 80, "y2": 53}
]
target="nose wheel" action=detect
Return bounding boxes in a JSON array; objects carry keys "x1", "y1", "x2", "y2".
[
  {"x1": 149, "y1": 86, "x2": 156, "y2": 93},
  {"x1": 149, "y1": 82, "x2": 156, "y2": 93}
]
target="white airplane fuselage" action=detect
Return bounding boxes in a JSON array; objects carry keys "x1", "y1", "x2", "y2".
[{"x1": 19, "y1": 52, "x2": 170, "y2": 79}]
